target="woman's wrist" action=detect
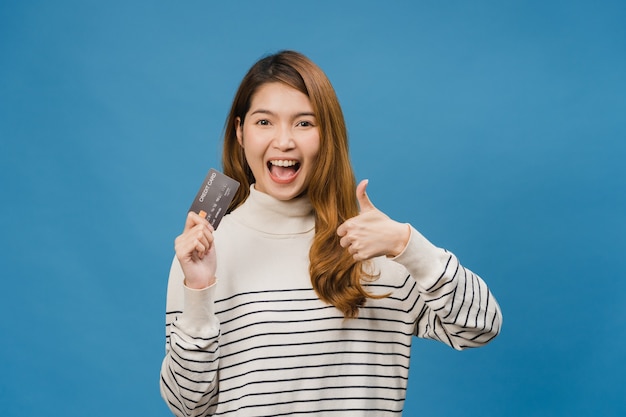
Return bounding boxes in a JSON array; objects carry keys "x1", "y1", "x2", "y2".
[
  {"x1": 388, "y1": 223, "x2": 411, "y2": 258},
  {"x1": 184, "y1": 276, "x2": 217, "y2": 290}
]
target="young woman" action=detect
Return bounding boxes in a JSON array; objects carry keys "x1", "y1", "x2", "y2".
[{"x1": 160, "y1": 50, "x2": 502, "y2": 417}]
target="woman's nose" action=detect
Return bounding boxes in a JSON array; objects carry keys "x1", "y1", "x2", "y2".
[{"x1": 273, "y1": 126, "x2": 295, "y2": 150}]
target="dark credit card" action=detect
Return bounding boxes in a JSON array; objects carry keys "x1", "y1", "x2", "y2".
[{"x1": 188, "y1": 169, "x2": 240, "y2": 229}]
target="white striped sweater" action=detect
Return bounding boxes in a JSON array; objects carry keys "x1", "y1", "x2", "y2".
[{"x1": 160, "y1": 186, "x2": 502, "y2": 416}]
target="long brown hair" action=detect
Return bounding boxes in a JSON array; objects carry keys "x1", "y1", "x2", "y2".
[{"x1": 222, "y1": 50, "x2": 382, "y2": 318}]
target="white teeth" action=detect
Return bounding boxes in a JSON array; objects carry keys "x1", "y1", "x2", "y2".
[{"x1": 269, "y1": 160, "x2": 298, "y2": 167}]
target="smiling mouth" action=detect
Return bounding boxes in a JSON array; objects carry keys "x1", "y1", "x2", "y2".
[{"x1": 268, "y1": 159, "x2": 301, "y2": 181}]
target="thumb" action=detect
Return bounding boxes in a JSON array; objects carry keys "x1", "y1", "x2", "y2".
[{"x1": 356, "y1": 179, "x2": 376, "y2": 212}]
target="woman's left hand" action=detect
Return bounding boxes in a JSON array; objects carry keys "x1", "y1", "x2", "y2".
[{"x1": 337, "y1": 179, "x2": 411, "y2": 261}]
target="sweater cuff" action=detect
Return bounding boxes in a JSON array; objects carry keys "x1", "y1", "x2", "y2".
[
  {"x1": 178, "y1": 280, "x2": 219, "y2": 334},
  {"x1": 391, "y1": 225, "x2": 449, "y2": 292}
]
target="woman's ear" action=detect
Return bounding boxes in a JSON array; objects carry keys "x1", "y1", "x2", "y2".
[{"x1": 235, "y1": 117, "x2": 243, "y2": 147}]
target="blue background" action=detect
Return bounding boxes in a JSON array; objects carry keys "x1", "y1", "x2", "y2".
[{"x1": 1, "y1": 1, "x2": 624, "y2": 415}]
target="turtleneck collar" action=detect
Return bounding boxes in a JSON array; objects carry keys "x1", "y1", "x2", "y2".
[{"x1": 229, "y1": 184, "x2": 315, "y2": 235}]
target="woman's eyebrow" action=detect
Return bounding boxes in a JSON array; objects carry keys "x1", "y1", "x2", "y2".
[
  {"x1": 294, "y1": 112, "x2": 316, "y2": 118},
  {"x1": 249, "y1": 109, "x2": 316, "y2": 118},
  {"x1": 249, "y1": 109, "x2": 274, "y2": 116}
]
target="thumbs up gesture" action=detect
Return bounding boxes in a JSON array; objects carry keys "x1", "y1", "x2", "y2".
[{"x1": 337, "y1": 179, "x2": 411, "y2": 261}]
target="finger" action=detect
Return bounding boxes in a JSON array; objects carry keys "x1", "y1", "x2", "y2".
[
  {"x1": 194, "y1": 242, "x2": 207, "y2": 259},
  {"x1": 184, "y1": 211, "x2": 213, "y2": 232},
  {"x1": 337, "y1": 218, "x2": 355, "y2": 238},
  {"x1": 337, "y1": 222, "x2": 346, "y2": 237},
  {"x1": 175, "y1": 233, "x2": 202, "y2": 257},
  {"x1": 356, "y1": 179, "x2": 376, "y2": 212},
  {"x1": 176, "y1": 224, "x2": 213, "y2": 258},
  {"x1": 352, "y1": 252, "x2": 366, "y2": 261},
  {"x1": 184, "y1": 211, "x2": 201, "y2": 231},
  {"x1": 348, "y1": 244, "x2": 366, "y2": 260},
  {"x1": 195, "y1": 228, "x2": 214, "y2": 258},
  {"x1": 175, "y1": 237, "x2": 199, "y2": 261},
  {"x1": 195, "y1": 227, "x2": 212, "y2": 255}
]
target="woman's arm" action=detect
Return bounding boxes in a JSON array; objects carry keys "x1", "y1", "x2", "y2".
[
  {"x1": 338, "y1": 179, "x2": 502, "y2": 349},
  {"x1": 160, "y1": 211, "x2": 221, "y2": 416},
  {"x1": 393, "y1": 227, "x2": 502, "y2": 349},
  {"x1": 160, "y1": 259, "x2": 221, "y2": 417}
]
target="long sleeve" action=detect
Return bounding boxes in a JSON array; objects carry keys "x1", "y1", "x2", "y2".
[
  {"x1": 160, "y1": 258, "x2": 221, "y2": 417},
  {"x1": 159, "y1": 187, "x2": 503, "y2": 416},
  {"x1": 393, "y1": 226, "x2": 502, "y2": 350}
]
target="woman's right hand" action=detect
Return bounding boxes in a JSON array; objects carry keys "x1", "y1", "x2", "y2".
[{"x1": 174, "y1": 211, "x2": 217, "y2": 289}]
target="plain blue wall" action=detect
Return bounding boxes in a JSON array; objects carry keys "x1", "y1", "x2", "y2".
[{"x1": 1, "y1": 1, "x2": 624, "y2": 415}]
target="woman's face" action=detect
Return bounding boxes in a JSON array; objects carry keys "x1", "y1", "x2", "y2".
[{"x1": 236, "y1": 82, "x2": 320, "y2": 201}]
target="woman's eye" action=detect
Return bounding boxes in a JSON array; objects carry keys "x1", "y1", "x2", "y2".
[
  {"x1": 297, "y1": 121, "x2": 314, "y2": 127},
  {"x1": 257, "y1": 119, "x2": 270, "y2": 126}
]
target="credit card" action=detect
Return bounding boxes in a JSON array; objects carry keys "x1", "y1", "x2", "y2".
[{"x1": 188, "y1": 169, "x2": 240, "y2": 229}]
